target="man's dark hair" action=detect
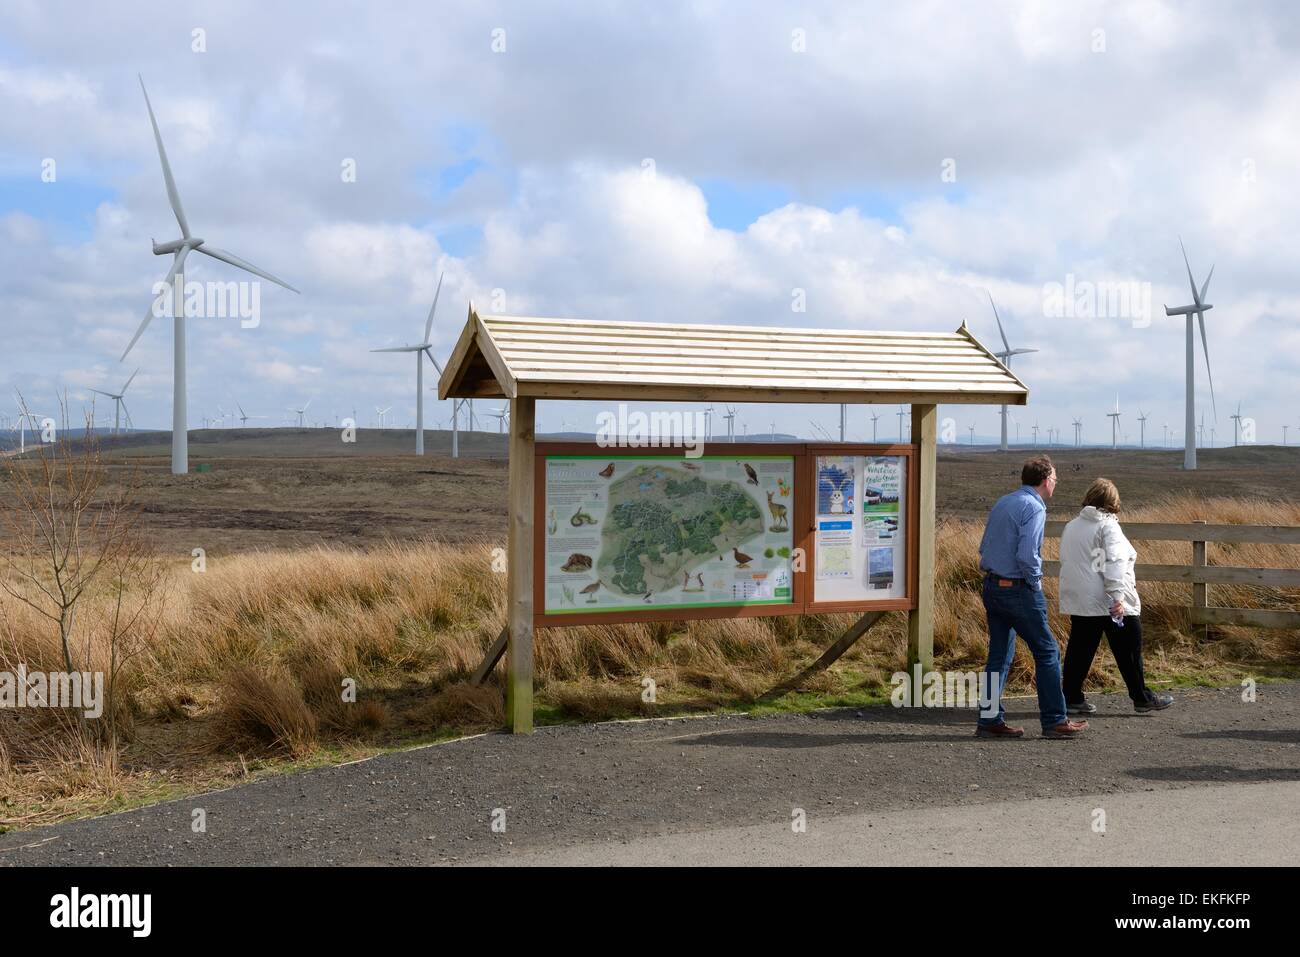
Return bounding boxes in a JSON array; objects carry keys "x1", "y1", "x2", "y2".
[{"x1": 1021, "y1": 455, "x2": 1055, "y2": 487}]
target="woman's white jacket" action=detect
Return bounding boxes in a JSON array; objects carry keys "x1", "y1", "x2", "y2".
[{"x1": 1058, "y1": 505, "x2": 1141, "y2": 617}]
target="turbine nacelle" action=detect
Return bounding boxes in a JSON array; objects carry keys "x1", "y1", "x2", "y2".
[
  {"x1": 151, "y1": 237, "x2": 204, "y2": 256},
  {"x1": 1164, "y1": 302, "x2": 1213, "y2": 317}
]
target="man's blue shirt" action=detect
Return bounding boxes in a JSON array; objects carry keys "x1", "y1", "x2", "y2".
[{"x1": 979, "y1": 485, "x2": 1046, "y2": 590}]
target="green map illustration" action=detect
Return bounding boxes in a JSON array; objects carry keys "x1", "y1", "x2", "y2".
[{"x1": 598, "y1": 464, "x2": 764, "y2": 595}]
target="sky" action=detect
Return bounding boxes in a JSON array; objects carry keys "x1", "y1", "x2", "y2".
[{"x1": 2, "y1": 0, "x2": 1299, "y2": 447}]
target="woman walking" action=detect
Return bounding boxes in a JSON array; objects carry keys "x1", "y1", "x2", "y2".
[{"x1": 1058, "y1": 478, "x2": 1174, "y2": 714}]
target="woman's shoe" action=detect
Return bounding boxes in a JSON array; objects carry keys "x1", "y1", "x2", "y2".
[
  {"x1": 1067, "y1": 700, "x2": 1097, "y2": 715},
  {"x1": 1135, "y1": 691, "x2": 1174, "y2": 712}
]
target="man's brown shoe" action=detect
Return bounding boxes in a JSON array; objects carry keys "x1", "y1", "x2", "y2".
[
  {"x1": 1043, "y1": 719, "x2": 1089, "y2": 739},
  {"x1": 975, "y1": 722, "x2": 1024, "y2": 738}
]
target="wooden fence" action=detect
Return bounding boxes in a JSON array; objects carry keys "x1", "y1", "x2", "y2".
[{"x1": 1041, "y1": 519, "x2": 1300, "y2": 630}]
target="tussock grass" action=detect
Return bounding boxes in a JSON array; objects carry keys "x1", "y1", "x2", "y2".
[{"x1": 2, "y1": 496, "x2": 1297, "y2": 826}]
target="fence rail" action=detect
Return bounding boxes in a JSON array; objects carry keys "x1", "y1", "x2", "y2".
[{"x1": 1040, "y1": 520, "x2": 1300, "y2": 630}]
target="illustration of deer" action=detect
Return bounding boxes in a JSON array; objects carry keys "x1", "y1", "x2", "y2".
[{"x1": 766, "y1": 490, "x2": 789, "y2": 531}]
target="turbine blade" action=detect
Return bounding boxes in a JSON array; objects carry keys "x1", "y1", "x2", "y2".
[
  {"x1": 139, "y1": 75, "x2": 190, "y2": 239},
  {"x1": 1179, "y1": 237, "x2": 1200, "y2": 306},
  {"x1": 89, "y1": 389, "x2": 115, "y2": 398},
  {"x1": 1197, "y1": 311, "x2": 1217, "y2": 419},
  {"x1": 303, "y1": 399, "x2": 311, "y2": 413},
  {"x1": 988, "y1": 291, "x2": 1010, "y2": 354},
  {"x1": 122, "y1": 247, "x2": 188, "y2": 361},
  {"x1": 370, "y1": 346, "x2": 422, "y2": 353},
  {"x1": 121, "y1": 368, "x2": 139, "y2": 393},
  {"x1": 1199, "y1": 264, "x2": 1214, "y2": 304},
  {"x1": 422, "y1": 346, "x2": 445, "y2": 375},
  {"x1": 194, "y1": 245, "x2": 299, "y2": 293},
  {"x1": 423, "y1": 271, "x2": 444, "y2": 344},
  {"x1": 120, "y1": 399, "x2": 133, "y2": 430}
]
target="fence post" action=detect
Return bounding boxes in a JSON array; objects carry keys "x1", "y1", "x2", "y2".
[{"x1": 1191, "y1": 519, "x2": 1208, "y2": 639}]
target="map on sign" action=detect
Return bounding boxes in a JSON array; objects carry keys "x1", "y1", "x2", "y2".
[{"x1": 542, "y1": 455, "x2": 795, "y2": 615}]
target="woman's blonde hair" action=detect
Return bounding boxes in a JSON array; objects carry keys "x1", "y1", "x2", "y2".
[{"x1": 1082, "y1": 477, "x2": 1121, "y2": 513}]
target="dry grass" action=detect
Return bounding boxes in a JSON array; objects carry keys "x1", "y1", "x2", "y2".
[{"x1": 2, "y1": 494, "x2": 1297, "y2": 827}]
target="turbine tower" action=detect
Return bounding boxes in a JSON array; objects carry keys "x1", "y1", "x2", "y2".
[
  {"x1": 869, "y1": 410, "x2": 880, "y2": 442},
  {"x1": 1163, "y1": 239, "x2": 1217, "y2": 470},
  {"x1": 723, "y1": 405, "x2": 736, "y2": 442},
  {"x1": 1107, "y1": 396, "x2": 1122, "y2": 449},
  {"x1": 370, "y1": 272, "x2": 445, "y2": 455},
  {"x1": 1137, "y1": 408, "x2": 1149, "y2": 449},
  {"x1": 1071, "y1": 417, "x2": 1082, "y2": 447},
  {"x1": 89, "y1": 368, "x2": 139, "y2": 434},
  {"x1": 123, "y1": 77, "x2": 298, "y2": 475},
  {"x1": 1230, "y1": 401, "x2": 1244, "y2": 446},
  {"x1": 987, "y1": 292, "x2": 1037, "y2": 451}
]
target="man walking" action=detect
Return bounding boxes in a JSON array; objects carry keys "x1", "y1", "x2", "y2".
[{"x1": 975, "y1": 455, "x2": 1087, "y2": 739}]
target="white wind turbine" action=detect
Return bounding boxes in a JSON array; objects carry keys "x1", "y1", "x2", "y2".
[
  {"x1": 1137, "y1": 408, "x2": 1149, "y2": 448},
  {"x1": 122, "y1": 76, "x2": 299, "y2": 475},
  {"x1": 1230, "y1": 400, "x2": 1244, "y2": 446},
  {"x1": 289, "y1": 399, "x2": 312, "y2": 427},
  {"x1": 13, "y1": 408, "x2": 47, "y2": 455},
  {"x1": 236, "y1": 402, "x2": 267, "y2": 427},
  {"x1": 987, "y1": 292, "x2": 1037, "y2": 451},
  {"x1": 723, "y1": 405, "x2": 737, "y2": 442},
  {"x1": 490, "y1": 406, "x2": 509, "y2": 433},
  {"x1": 1071, "y1": 416, "x2": 1082, "y2": 447},
  {"x1": 89, "y1": 369, "x2": 139, "y2": 435},
  {"x1": 370, "y1": 272, "x2": 449, "y2": 455},
  {"x1": 375, "y1": 405, "x2": 392, "y2": 429},
  {"x1": 1107, "y1": 395, "x2": 1122, "y2": 449},
  {"x1": 869, "y1": 410, "x2": 881, "y2": 442},
  {"x1": 1164, "y1": 239, "x2": 1217, "y2": 470}
]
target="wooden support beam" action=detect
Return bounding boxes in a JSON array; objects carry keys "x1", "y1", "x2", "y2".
[
  {"x1": 470, "y1": 626, "x2": 509, "y2": 685},
  {"x1": 907, "y1": 403, "x2": 937, "y2": 676},
  {"x1": 506, "y1": 397, "x2": 536, "y2": 732},
  {"x1": 759, "y1": 611, "x2": 886, "y2": 701},
  {"x1": 1191, "y1": 520, "x2": 1208, "y2": 640}
]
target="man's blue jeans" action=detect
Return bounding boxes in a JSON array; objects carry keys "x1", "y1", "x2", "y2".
[{"x1": 978, "y1": 577, "x2": 1067, "y2": 730}]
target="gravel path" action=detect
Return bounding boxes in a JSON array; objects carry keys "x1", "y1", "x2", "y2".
[{"x1": 2, "y1": 683, "x2": 1296, "y2": 866}]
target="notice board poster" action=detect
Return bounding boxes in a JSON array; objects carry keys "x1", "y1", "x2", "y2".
[
  {"x1": 542, "y1": 454, "x2": 796, "y2": 616},
  {"x1": 814, "y1": 454, "x2": 907, "y2": 603}
]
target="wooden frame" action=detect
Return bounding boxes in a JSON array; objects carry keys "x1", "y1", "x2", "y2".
[{"x1": 532, "y1": 441, "x2": 918, "y2": 628}]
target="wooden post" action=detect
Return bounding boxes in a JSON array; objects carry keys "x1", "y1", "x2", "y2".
[
  {"x1": 907, "y1": 403, "x2": 937, "y2": 677},
  {"x1": 1191, "y1": 518, "x2": 1208, "y2": 638},
  {"x1": 506, "y1": 397, "x2": 536, "y2": 732}
]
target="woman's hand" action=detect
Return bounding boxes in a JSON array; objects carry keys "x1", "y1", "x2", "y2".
[{"x1": 1110, "y1": 599, "x2": 1126, "y2": 618}]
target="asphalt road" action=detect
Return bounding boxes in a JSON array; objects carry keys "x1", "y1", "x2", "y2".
[{"x1": 2, "y1": 683, "x2": 1297, "y2": 866}]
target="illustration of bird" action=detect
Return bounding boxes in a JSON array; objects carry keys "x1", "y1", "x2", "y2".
[
  {"x1": 683, "y1": 571, "x2": 691, "y2": 589},
  {"x1": 682, "y1": 462, "x2": 700, "y2": 471},
  {"x1": 579, "y1": 580, "x2": 603, "y2": 603},
  {"x1": 643, "y1": 591, "x2": 653, "y2": 603},
  {"x1": 599, "y1": 462, "x2": 615, "y2": 478},
  {"x1": 733, "y1": 547, "x2": 753, "y2": 568},
  {"x1": 696, "y1": 572, "x2": 705, "y2": 589},
  {"x1": 741, "y1": 462, "x2": 759, "y2": 485}
]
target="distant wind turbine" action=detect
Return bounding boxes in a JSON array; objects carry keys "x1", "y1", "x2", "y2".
[
  {"x1": 869, "y1": 410, "x2": 880, "y2": 442},
  {"x1": 122, "y1": 76, "x2": 299, "y2": 475},
  {"x1": 290, "y1": 399, "x2": 312, "y2": 428},
  {"x1": 236, "y1": 402, "x2": 267, "y2": 427},
  {"x1": 89, "y1": 368, "x2": 139, "y2": 434},
  {"x1": 1107, "y1": 396, "x2": 1123, "y2": 449},
  {"x1": 1163, "y1": 239, "x2": 1217, "y2": 470},
  {"x1": 1230, "y1": 401, "x2": 1244, "y2": 446},
  {"x1": 987, "y1": 292, "x2": 1037, "y2": 451},
  {"x1": 376, "y1": 405, "x2": 392, "y2": 429},
  {"x1": 1137, "y1": 408, "x2": 1149, "y2": 449},
  {"x1": 371, "y1": 272, "x2": 446, "y2": 455},
  {"x1": 1071, "y1": 417, "x2": 1082, "y2": 447}
]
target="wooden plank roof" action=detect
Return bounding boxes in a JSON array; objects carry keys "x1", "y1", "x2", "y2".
[{"x1": 437, "y1": 307, "x2": 1028, "y2": 405}]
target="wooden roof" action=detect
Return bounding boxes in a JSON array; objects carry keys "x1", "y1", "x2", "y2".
[{"x1": 437, "y1": 307, "x2": 1028, "y2": 405}]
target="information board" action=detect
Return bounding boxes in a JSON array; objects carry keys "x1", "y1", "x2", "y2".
[
  {"x1": 541, "y1": 453, "x2": 796, "y2": 617},
  {"x1": 812, "y1": 453, "x2": 909, "y2": 603}
]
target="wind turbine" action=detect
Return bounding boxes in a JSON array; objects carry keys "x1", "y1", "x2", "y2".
[
  {"x1": 987, "y1": 292, "x2": 1037, "y2": 451},
  {"x1": 1197, "y1": 413, "x2": 1205, "y2": 448},
  {"x1": 122, "y1": 76, "x2": 299, "y2": 475},
  {"x1": 723, "y1": 405, "x2": 736, "y2": 442},
  {"x1": 236, "y1": 402, "x2": 267, "y2": 427},
  {"x1": 490, "y1": 406, "x2": 509, "y2": 434},
  {"x1": 703, "y1": 404, "x2": 715, "y2": 442},
  {"x1": 89, "y1": 369, "x2": 139, "y2": 434},
  {"x1": 1031, "y1": 421, "x2": 1039, "y2": 446},
  {"x1": 968, "y1": 424, "x2": 976, "y2": 445},
  {"x1": 12, "y1": 408, "x2": 47, "y2": 455},
  {"x1": 897, "y1": 405, "x2": 907, "y2": 442},
  {"x1": 287, "y1": 399, "x2": 312, "y2": 428},
  {"x1": 370, "y1": 272, "x2": 446, "y2": 455},
  {"x1": 1072, "y1": 417, "x2": 1082, "y2": 447},
  {"x1": 376, "y1": 405, "x2": 392, "y2": 429},
  {"x1": 1164, "y1": 239, "x2": 1217, "y2": 470},
  {"x1": 1230, "y1": 401, "x2": 1244, "y2": 446},
  {"x1": 1137, "y1": 408, "x2": 1149, "y2": 449},
  {"x1": 869, "y1": 410, "x2": 880, "y2": 442},
  {"x1": 1107, "y1": 396, "x2": 1122, "y2": 449}
]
